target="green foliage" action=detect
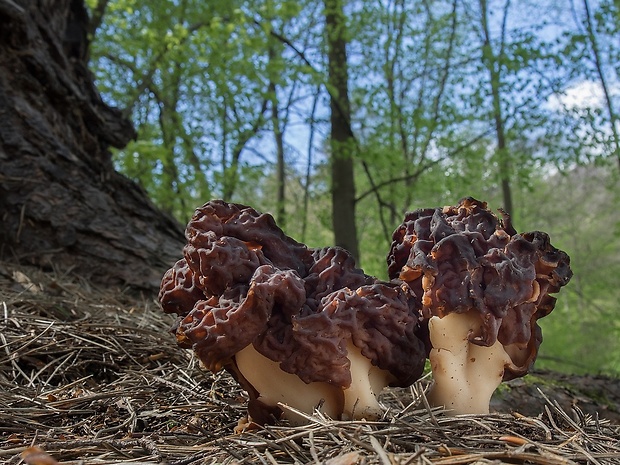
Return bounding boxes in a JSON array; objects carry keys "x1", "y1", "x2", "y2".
[
  {"x1": 90, "y1": 0, "x2": 318, "y2": 216},
  {"x1": 519, "y1": 167, "x2": 620, "y2": 376},
  {"x1": 88, "y1": 0, "x2": 620, "y2": 376}
]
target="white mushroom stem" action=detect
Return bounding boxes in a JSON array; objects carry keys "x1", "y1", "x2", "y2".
[
  {"x1": 426, "y1": 310, "x2": 511, "y2": 414},
  {"x1": 234, "y1": 342, "x2": 392, "y2": 424},
  {"x1": 342, "y1": 341, "x2": 393, "y2": 420}
]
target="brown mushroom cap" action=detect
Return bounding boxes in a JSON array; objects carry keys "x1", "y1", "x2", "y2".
[
  {"x1": 387, "y1": 197, "x2": 572, "y2": 379},
  {"x1": 159, "y1": 200, "x2": 427, "y2": 422},
  {"x1": 257, "y1": 280, "x2": 426, "y2": 388},
  {"x1": 159, "y1": 258, "x2": 205, "y2": 318},
  {"x1": 183, "y1": 200, "x2": 313, "y2": 295}
]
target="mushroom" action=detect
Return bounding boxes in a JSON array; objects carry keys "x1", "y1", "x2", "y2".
[
  {"x1": 160, "y1": 200, "x2": 427, "y2": 425},
  {"x1": 387, "y1": 197, "x2": 572, "y2": 414}
]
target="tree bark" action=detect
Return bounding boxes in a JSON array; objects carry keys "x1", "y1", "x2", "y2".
[
  {"x1": 0, "y1": 0, "x2": 185, "y2": 291},
  {"x1": 324, "y1": 0, "x2": 359, "y2": 263}
]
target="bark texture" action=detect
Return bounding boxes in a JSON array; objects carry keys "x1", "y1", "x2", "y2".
[{"x1": 0, "y1": 0, "x2": 184, "y2": 290}]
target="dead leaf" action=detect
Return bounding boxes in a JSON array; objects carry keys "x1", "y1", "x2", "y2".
[
  {"x1": 12, "y1": 270, "x2": 42, "y2": 293},
  {"x1": 325, "y1": 451, "x2": 361, "y2": 465},
  {"x1": 21, "y1": 446, "x2": 59, "y2": 465}
]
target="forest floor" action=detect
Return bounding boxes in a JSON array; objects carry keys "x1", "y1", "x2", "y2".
[{"x1": 0, "y1": 261, "x2": 619, "y2": 464}]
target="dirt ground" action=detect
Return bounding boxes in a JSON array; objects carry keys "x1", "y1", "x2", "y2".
[
  {"x1": 492, "y1": 369, "x2": 620, "y2": 424},
  {"x1": 1, "y1": 261, "x2": 619, "y2": 464}
]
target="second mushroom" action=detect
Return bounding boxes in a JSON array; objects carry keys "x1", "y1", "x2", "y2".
[{"x1": 387, "y1": 197, "x2": 573, "y2": 414}]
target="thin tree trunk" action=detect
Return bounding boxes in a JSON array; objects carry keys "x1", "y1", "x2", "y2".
[
  {"x1": 156, "y1": 91, "x2": 185, "y2": 216},
  {"x1": 221, "y1": 98, "x2": 269, "y2": 201},
  {"x1": 267, "y1": 40, "x2": 286, "y2": 228},
  {"x1": 582, "y1": 0, "x2": 620, "y2": 170},
  {"x1": 87, "y1": 0, "x2": 109, "y2": 39},
  {"x1": 301, "y1": 87, "x2": 321, "y2": 243},
  {"x1": 324, "y1": 0, "x2": 359, "y2": 263},
  {"x1": 480, "y1": 0, "x2": 513, "y2": 215},
  {"x1": 270, "y1": 82, "x2": 286, "y2": 228}
]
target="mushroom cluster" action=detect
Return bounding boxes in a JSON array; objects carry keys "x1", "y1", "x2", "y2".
[
  {"x1": 160, "y1": 200, "x2": 427, "y2": 425},
  {"x1": 387, "y1": 197, "x2": 573, "y2": 414},
  {"x1": 160, "y1": 197, "x2": 572, "y2": 423}
]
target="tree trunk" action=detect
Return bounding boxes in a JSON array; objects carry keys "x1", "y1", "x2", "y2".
[
  {"x1": 324, "y1": 0, "x2": 359, "y2": 263},
  {"x1": 479, "y1": 0, "x2": 513, "y2": 215},
  {"x1": 0, "y1": 0, "x2": 184, "y2": 291},
  {"x1": 268, "y1": 43, "x2": 286, "y2": 228},
  {"x1": 271, "y1": 87, "x2": 286, "y2": 229}
]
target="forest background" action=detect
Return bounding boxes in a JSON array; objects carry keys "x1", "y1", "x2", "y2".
[{"x1": 87, "y1": 0, "x2": 620, "y2": 376}]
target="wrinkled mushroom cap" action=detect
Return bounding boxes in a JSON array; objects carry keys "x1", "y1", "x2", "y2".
[
  {"x1": 160, "y1": 200, "x2": 427, "y2": 422},
  {"x1": 387, "y1": 197, "x2": 572, "y2": 379}
]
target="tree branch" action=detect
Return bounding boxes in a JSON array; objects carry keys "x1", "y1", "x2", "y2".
[{"x1": 582, "y1": 0, "x2": 620, "y2": 170}]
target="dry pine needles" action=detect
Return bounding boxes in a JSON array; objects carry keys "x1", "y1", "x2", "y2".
[{"x1": 0, "y1": 262, "x2": 618, "y2": 464}]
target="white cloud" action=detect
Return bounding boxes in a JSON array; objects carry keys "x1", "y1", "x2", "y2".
[{"x1": 547, "y1": 80, "x2": 605, "y2": 111}]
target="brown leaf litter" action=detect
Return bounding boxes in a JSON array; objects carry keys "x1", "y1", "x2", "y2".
[{"x1": 0, "y1": 261, "x2": 618, "y2": 464}]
